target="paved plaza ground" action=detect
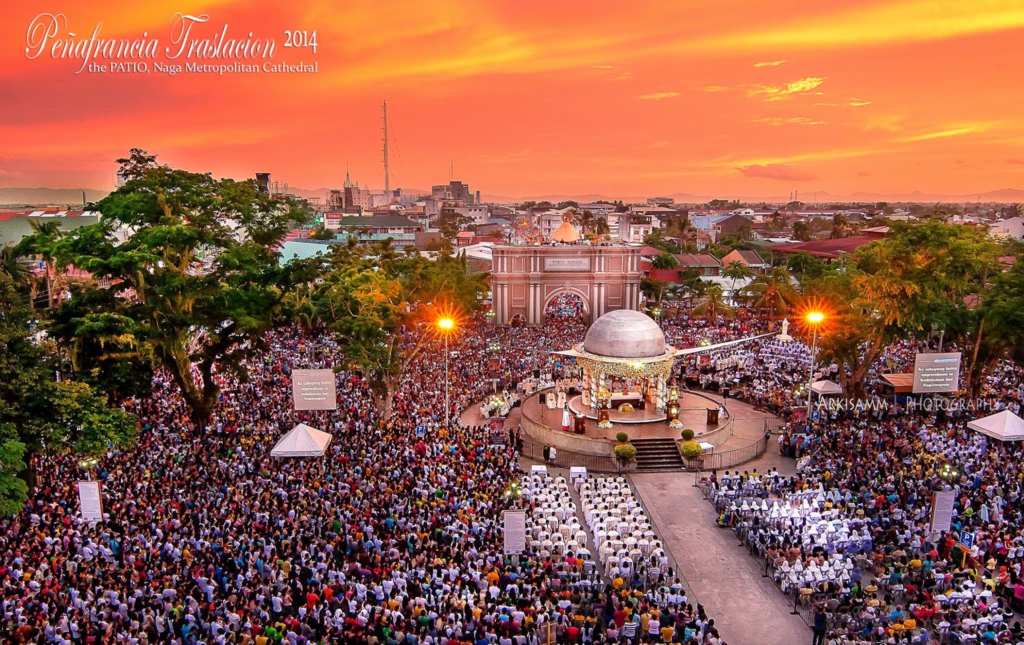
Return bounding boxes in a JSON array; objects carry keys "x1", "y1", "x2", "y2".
[{"x1": 631, "y1": 446, "x2": 807, "y2": 645}]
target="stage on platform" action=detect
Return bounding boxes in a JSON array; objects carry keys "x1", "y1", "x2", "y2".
[
  {"x1": 567, "y1": 395, "x2": 667, "y2": 424},
  {"x1": 522, "y1": 390, "x2": 728, "y2": 442}
]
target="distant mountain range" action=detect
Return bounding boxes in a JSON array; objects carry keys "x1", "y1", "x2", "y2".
[
  {"x1": 2, "y1": 185, "x2": 1022, "y2": 208},
  {"x1": 482, "y1": 188, "x2": 1024, "y2": 205},
  {"x1": 0, "y1": 187, "x2": 110, "y2": 207}
]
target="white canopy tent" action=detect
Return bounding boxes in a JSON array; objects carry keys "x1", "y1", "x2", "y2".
[
  {"x1": 811, "y1": 380, "x2": 843, "y2": 396},
  {"x1": 967, "y1": 410, "x2": 1024, "y2": 442},
  {"x1": 271, "y1": 423, "x2": 333, "y2": 457}
]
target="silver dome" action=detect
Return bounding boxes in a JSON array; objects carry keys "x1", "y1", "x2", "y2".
[{"x1": 583, "y1": 310, "x2": 667, "y2": 359}]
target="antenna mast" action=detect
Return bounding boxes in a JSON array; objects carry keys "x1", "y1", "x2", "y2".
[{"x1": 382, "y1": 100, "x2": 390, "y2": 201}]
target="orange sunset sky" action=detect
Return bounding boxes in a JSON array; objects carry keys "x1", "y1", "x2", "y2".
[{"x1": 3, "y1": 0, "x2": 1024, "y2": 200}]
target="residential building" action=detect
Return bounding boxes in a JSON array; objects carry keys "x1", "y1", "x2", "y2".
[
  {"x1": 765, "y1": 229, "x2": 888, "y2": 260},
  {"x1": 344, "y1": 184, "x2": 372, "y2": 213},
  {"x1": 713, "y1": 214, "x2": 762, "y2": 240},
  {"x1": 676, "y1": 253, "x2": 721, "y2": 276},
  {"x1": 618, "y1": 207, "x2": 673, "y2": 243},
  {"x1": 647, "y1": 196, "x2": 674, "y2": 207},
  {"x1": 579, "y1": 202, "x2": 617, "y2": 217},
  {"x1": 441, "y1": 204, "x2": 490, "y2": 226},
  {"x1": 334, "y1": 215, "x2": 422, "y2": 249},
  {"x1": 537, "y1": 208, "x2": 574, "y2": 237},
  {"x1": 432, "y1": 180, "x2": 472, "y2": 204},
  {"x1": 991, "y1": 217, "x2": 1024, "y2": 239},
  {"x1": 719, "y1": 249, "x2": 770, "y2": 274}
]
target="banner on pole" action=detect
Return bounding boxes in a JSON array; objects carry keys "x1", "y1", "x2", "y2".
[
  {"x1": 913, "y1": 352, "x2": 962, "y2": 394},
  {"x1": 78, "y1": 480, "x2": 103, "y2": 522},
  {"x1": 503, "y1": 509, "x2": 526, "y2": 554},
  {"x1": 930, "y1": 490, "x2": 955, "y2": 534},
  {"x1": 292, "y1": 369, "x2": 338, "y2": 410}
]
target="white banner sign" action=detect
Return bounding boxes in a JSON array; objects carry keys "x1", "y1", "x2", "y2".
[
  {"x1": 292, "y1": 369, "x2": 338, "y2": 410},
  {"x1": 913, "y1": 352, "x2": 962, "y2": 394},
  {"x1": 78, "y1": 480, "x2": 103, "y2": 522},
  {"x1": 503, "y1": 510, "x2": 527, "y2": 554},
  {"x1": 931, "y1": 490, "x2": 956, "y2": 534}
]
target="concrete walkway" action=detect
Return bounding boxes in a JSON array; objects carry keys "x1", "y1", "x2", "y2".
[{"x1": 631, "y1": 469, "x2": 809, "y2": 645}]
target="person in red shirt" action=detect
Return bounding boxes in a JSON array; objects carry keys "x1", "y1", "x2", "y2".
[
  {"x1": 614, "y1": 608, "x2": 629, "y2": 628},
  {"x1": 306, "y1": 591, "x2": 319, "y2": 609}
]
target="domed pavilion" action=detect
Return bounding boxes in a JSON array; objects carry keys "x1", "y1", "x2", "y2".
[{"x1": 556, "y1": 310, "x2": 678, "y2": 421}]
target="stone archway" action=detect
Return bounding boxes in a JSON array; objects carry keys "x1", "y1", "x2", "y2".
[
  {"x1": 543, "y1": 288, "x2": 591, "y2": 324},
  {"x1": 490, "y1": 245, "x2": 643, "y2": 326}
]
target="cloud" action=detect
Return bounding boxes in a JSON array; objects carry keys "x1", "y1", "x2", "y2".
[
  {"x1": 902, "y1": 122, "x2": 994, "y2": 142},
  {"x1": 848, "y1": 100, "x2": 872, "y2": 107},
  {"x1": 748, "y1": 77, "x2": 826, "y2": 101},
  {"x1": 637, "y1": 92, "x2": 680, "y2": 100},
  {"x1": 591, "y1": 65, "x2": 615, "y2": 69},
  {"x1": 702, "y1": 86, "x2": 728, "y2": 93},
  {"x1": 737, "y1": 164, "x2": 819, "y2": 181},
  {"x1": 750, "y1": 117, "x2": 825, "y2": 126},
  {"x1": 677, "y1": 1, "x2": 1024, "y2": 53},
  {"x1": 753, "y1": 60, "x2": 788, "y2": 67}
]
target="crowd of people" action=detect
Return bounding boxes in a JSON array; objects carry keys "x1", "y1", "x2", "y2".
[
  {"x1": 689, "y1": 320, "x2": 1024, "y2": 644},
  {"x1": 3, "y1": 294, "x2": 1024, "y2": 645},
  {"x1": 0, "y1": 311, "x2": 733, "y2": 645}
]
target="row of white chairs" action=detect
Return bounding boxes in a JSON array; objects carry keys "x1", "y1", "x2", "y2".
[{"x1": 579, "y1": 478, "x2": 667, "y2": 580}]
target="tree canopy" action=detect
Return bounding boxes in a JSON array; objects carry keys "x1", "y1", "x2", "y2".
[
  {"x1": 313, "y1": 241, "x2": 487, "y2": 418},
  {"x1": 51, "y1": 149, "x2": 316, "y2": 429},
  {"x1": 0, "y1": 269, "x2": 136, "y2": 514}
]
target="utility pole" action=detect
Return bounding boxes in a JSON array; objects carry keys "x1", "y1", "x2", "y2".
[{"x1": 382, "y1": 100, "x2": 390, "y2": 202}]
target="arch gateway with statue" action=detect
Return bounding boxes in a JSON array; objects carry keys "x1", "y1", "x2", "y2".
[{"x1": 489, "y1": 245, "x2": 644, "y2": 326}]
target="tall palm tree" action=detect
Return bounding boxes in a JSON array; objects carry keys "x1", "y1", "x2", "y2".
[
  {"x1": 744, "y1": 266, "x2": 799, "y2": 318},
  {"x1": 722, "y1": 260, "x2": 754, "y2": 304},
  {"x1": 0, "y1": 244, "x2": 30, "y2": 287},
  {"x1": 650, "y1": 253, "x2": 679, "y2": 271},
  {"x1": 15, "y1": 219, "x2": 65, "y2": 308},
  {"x1": 577, "y1": 210, "x2": 597, "y2": 236},
  {"x1": 691, "y1": 284, "x2": 735, "y2": 321},
  {"x1": 593, "y1": 217, "x2": 611, "y2": 239}
]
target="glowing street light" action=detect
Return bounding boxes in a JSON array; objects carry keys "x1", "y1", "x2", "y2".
[
  {"x1": 437, "y1": 317, "x2": 457, "y2": 426},
  {"x1": 804, "y1": 311, "x2": 826, "y2": 419}
]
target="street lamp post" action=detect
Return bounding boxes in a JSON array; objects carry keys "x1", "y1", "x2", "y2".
[
  {"x1": 438, "y1": 317, "x2": 455, "y2": 426},
  {"x1": 805, "y1": 312, "x2": 825, "y2": 419}
]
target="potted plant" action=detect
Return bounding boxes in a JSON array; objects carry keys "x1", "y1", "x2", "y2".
[
  {"x1": 679, "y1": 440, "x2": 704, "y2": 467},
  {"x1": 680, "y1": 429, "x2": 695, "y2": 441},
  {"x1": 614, "y1": 443, "x2": 638, "y2": 469},
  {"x1": 614, "y1": 432, "x2": 636, "y2": 471}
]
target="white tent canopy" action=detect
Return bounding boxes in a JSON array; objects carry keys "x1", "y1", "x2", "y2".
[
  {"x1": 967, "y1": 410, "x2": 1024, "y2": 442},
  {"x1": 811, "y1": 380, "x2": 843, "y2": 396},
  {"x1": 271, "y1": 423, "x2": 333, "y2": 457}
]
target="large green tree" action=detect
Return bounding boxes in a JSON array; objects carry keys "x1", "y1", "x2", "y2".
[
  {"x1": 0, "y1": 269, "x2": 136, "y2": 514},
  {"x1": 315, "y1": 241, "x2": 487, "y2": 417},
  {"x1": 855, "y1": 221, "x2": 1004, "y2": 395},
  {"x1": 53, "y1": 149, "x2": 315, "y2": 430}
]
